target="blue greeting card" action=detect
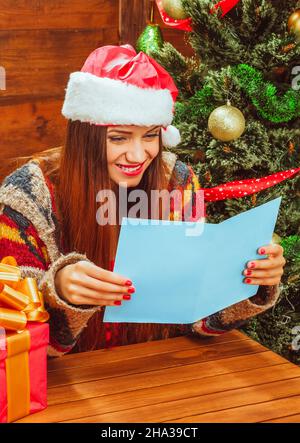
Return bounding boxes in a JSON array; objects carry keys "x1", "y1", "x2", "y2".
[{"x1": 103, "y1": 197, "x2": 282, "y2": 324}]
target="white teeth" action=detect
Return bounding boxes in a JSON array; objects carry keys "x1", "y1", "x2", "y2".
[{"x1": 117, "y1": 164, "x2": 141, "y2": 172}]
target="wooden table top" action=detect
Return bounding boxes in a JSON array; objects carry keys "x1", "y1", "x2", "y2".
[{"x1": 17, "y1": 330, "x2": 300, "y2": 423}]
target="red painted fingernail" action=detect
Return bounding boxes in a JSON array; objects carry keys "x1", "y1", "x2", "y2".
[
  {"x1": 125, "y1": 280, "x2": 132, "y2": 286},
  {"x1": 259, "y1": 248, "x2": 265, "y2": 255},
  {"x1": 246, "y1": 269, "x2": 252, "y2": 276},
  {"x1": 245, "y1": 278, "x2": 251, "y2": 284},
  {"x1": 127, "y1": 287, "x2": 135, "y2": 294},
  {"x1": 123, "y1": 294, "x2": 131, "y2": 300},
  {"x1": 248, "y1": 262, "x2": 255, "y2": 269},
  {"x1": 114, "y1": 300, "x2": 122, "y2": 305}
]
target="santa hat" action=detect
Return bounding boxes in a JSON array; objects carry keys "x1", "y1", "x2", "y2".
[{"x1": 61, "y1": 44, "x2": 181, "y2": 148}]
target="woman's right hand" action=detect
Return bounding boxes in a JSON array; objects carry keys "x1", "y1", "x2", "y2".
[{"x1": 54, "y1": 260, "x2": 134, "y2": 307}]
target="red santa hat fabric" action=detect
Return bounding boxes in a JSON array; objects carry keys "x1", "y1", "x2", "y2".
[{"x1": 61, "y1": 44, "x2": 181, "y2": 148}]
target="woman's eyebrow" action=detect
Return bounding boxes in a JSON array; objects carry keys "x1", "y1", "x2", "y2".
[
  {"x1": 108, "y1": 126, "x2": 160, "y2": 134},
  {"x1": 146, "y1": 125, "x2": 160, "y2": 133}
]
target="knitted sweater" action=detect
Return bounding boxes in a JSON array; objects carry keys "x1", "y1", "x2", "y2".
[{"x1": 0, "y1": 151, "x2": 281, "y2": 357}]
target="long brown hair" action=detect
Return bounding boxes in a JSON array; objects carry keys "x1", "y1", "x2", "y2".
[{"x1": 15, "y1": 120, "x2": 171, "y2": 351}]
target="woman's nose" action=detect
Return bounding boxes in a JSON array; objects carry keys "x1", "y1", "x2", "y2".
[{"x1": 126, "y1": 140, "x2": 147, "y2": 163}]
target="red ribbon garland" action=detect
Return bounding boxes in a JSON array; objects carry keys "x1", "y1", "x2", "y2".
[
  {"x1": 203, "y1": 167, "x2": 300, "y2": 202},
  {"x1": 210, "y1": 0, "x2": 241, "y2": 17},
  {"x1": 155, "y1": 0, "x2": 193, "y2": 31},
  {"x1": 156, "y1": 0, "x2": 241, "y2": 31}
]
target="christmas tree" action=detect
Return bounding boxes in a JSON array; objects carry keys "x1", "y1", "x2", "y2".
[{"x1": 149, "y1": 0, "x2": 300, "y2": 364}]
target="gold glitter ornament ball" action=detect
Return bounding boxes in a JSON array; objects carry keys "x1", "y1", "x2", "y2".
[
  {"x1": 288, "y1": 9, "x2": 300, "y2": 38},
  {"x1": 208, "y1": 103, "x2": 246, "y2": 142},
  {"x1": 161, "y1": 0, "x2": 189, "y2": 20}
]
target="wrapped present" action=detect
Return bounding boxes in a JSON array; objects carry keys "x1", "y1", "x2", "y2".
[{"x1": 0, "y1": 256, "x2": 49, "y2": 423}]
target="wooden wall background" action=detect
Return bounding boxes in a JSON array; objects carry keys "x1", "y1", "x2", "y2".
[{"x1": 0, "y1": 0, "x2": 194, "y2": 180}]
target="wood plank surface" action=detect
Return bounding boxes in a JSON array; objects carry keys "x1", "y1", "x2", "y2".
[
  {"x1": 169, "y1": 395, "x2": 300, "y2": 423},
  {"x1": 46, "y1": 338, "x2": 269, "y2": 388},
  {"x1": 0, "y1": 28, "x2": 119, "y2": 100},
  {"x1": 119, "y1": 0, "x2": 149, "y2": 46},
  {"x1": 47, "y1": 329, "x2": 247, "y2": 371},
  {"x1": 15, "y1": 331, "x2": 300, "y2": 423},
  {"x1": 0, "y1": 0, "x2": 118, "y2": 30},
  {"x1": 265, "y1": 412, "x2": 300, "y2": 423}
]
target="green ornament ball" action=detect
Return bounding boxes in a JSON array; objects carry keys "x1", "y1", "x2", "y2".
[
  {"x1": 136, "y1": 24, "x2": 164, "y2": 54},
  {"x1": 161, "y1": 0, "x2": 189, "y2": 20},
  {"x1": 208, "y1": 103, "x2": 246, "y2": 142}
]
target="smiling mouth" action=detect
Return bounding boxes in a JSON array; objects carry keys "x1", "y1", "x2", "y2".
[{"x1": 116, "y1": 161, "x2": 146, "y2": 173}]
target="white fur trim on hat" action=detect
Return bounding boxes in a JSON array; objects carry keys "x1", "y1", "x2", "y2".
[
  {"x1": 62, "y1": 71, "x2": 174, "y2": 126},
  {"x1": 161, "y1": 125, "x2": 181, "y2": 148}
]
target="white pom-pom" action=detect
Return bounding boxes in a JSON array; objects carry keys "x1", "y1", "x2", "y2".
[{"x1": 161, "y1": 125, "x2": 181, "y2": 148}]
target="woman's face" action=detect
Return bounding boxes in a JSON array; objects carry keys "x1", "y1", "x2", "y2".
[{"x1": 106, "y1": 125, "x2": 161, "y2": 187}]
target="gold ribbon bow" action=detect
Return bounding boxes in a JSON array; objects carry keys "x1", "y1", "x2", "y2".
[
  {"x1": 0, "y1": 256, "x2": 49, "y2": 331},
  {"x1": 0, "y1": 256, "x2": 49, "y2": 422}
]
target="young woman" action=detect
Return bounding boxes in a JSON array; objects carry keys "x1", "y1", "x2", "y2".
[{"x1": 0, "y1": 45, "x2": 285, "y2": 357}]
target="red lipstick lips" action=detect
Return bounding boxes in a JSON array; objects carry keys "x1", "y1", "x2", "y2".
[{"x1": 115, "y1": 161, "x2": 145, "y2": 176}]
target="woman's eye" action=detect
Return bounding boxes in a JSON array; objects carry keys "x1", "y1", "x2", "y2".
[
  {"x1": 144, "y1": 133, "x2": 159, "y2": 138},
  {"x1": 108, "y1": 136, "x2": 126, "y2": 142},
  {"x1": 108, "y1": 133, "x2": 159, "y2": 142}
]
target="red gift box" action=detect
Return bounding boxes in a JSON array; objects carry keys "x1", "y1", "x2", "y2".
[{"x1": 0, "y1": 322, "x2": 49, "y2": 423}]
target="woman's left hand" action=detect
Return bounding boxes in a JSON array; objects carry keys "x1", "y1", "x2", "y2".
[{"x1": 243, "y1": 244, "x2": 286, "y2": 286}]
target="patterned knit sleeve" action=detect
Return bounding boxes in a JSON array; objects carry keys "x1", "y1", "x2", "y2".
[
  {"x1": 0, "y1": 205, "x2": 100, "y2": 357},
  {"x1": 181, "y1": 164, "x2": 281, "y2": 337}
]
